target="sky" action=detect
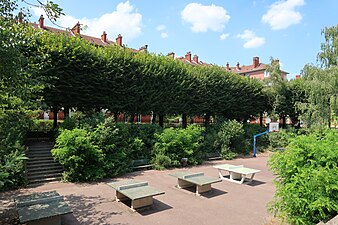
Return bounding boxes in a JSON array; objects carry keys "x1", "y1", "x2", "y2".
[{"x1": 24, "y1": 0, "x2": 338, "y2": 79}]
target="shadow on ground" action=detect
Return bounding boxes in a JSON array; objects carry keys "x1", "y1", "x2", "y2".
[
  {"x1": 0, "y1": 190, "x2": 31, "y2": 225},
  {"x1": 175, "y1": 186, "x2": 227, "y2": 199},
  {"x1": 118, "y1": 198, "x2": 172, "y2": 216},
  {"x1": 64, "y1": 194, "x2": 122, "y2": 225}
]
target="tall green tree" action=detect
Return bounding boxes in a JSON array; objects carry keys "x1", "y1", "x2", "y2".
[
  {"x1": 318, "y1": 25, "x2": 338, "y2": 68},
  {"x1": 0, "y1": 0, "x2": 64, "y2": 190},
  {"x1": 298, "y1": 25, "x2": 338, "y2": 128}
]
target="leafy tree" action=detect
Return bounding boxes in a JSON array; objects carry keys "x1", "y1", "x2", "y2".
[
  {"x1": 0, "y1": 0, "x2": 64, "y2": 190},
  {"x1": 297, "y1": 25, "x2": 338, "y2": 128},
  {"x1": 299, "y1": 65, "x2": 338, "y2": 128},
  {"x1": 318, "y1": 25, "x2": 338, "y2": 68}
]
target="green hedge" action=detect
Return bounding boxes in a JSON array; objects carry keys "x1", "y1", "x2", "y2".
[{"x1": 269, "y1": 129, "x2": 338, "y2": 224}]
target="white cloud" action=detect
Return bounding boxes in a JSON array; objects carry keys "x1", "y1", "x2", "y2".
[
  {"x1": 219, "y1": 33, "x2": 230, "y2": 40},
  {"x1": 34, "y1": 1, "x2": 142, "y2": 42},
  {"x1": 160, "y1": 32, "x2": 168, "y2": 38},
  {"x1": 262, "y1": 0, "x2": 305, "y2": 30},
  {"x1": 156, "y1": 24, "x2": 168, "y2": 38},
  {"x1": 181, "y1": 3, "x2": 230, "y2": 32},
  {"x1": 156, "y1": 25, "x2": 166, "y2": 31},
  {"x1": 237, "y1": 30, "x2": 265, "y2": 48}
]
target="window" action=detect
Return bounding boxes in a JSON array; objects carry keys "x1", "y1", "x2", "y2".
[{"x1": 264, "y1": 71, "x2": 270, "y2": 77}]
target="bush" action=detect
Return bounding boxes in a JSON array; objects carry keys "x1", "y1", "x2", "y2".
[
  {"x1": 52, "y1": 128, "x2": 104, "y2": 182},
  {"x1": 29, "y1": 119, "x2": 54, "y2": 132},
  {"x1": 127, "y1": 123, "x2": 162, "y2": 159},
  {"x1": 268, "y1": 128, "x2": 297, "y2": 149},
  {"x1": 91, "y1": 118, "x2": 133, "y2": 176},
  {"x1": 268, "y1": 129, "x2": 338, "y2": 225},
  {"x1": 200, "y1": 120, "x2": 263, "y2": 158},
  {"x1": 214, "y1": 120, "x2": 244, "y2": 159},
  {"x1": 0, "y1": 112, "x2": 30, "y2": 191},
  {"x1": 60, "y1": 111, "x2": 106, "y2": 131},
  {"x1": 153, "y1": 125, "x2": 204, "y2": 168},
  {"x1": 242, "y1": 124, "x2": 269, "y2": 153}
]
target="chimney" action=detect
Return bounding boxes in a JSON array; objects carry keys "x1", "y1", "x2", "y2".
[
  {"x1": 71, "y1": 22, "x2": 81, "y2": 35},
  {"x1": 236, "y1": 62, "x2": 240, "y2": 70},
  {"x1": 167, "y1": 52, "x2": 175, "y2": 59},
  {"x1": 17, "y1": 12, "x2": 23, "y2": 23},
  {"x1": 295, "y1": 75, "x2": 301, "y2": 80},
  {"x1": 272, "y1": 59, "x2": 280, "y2": 66},
  {"x1": 185, "y1": 51, "x2": 191, "y2": 62},
  {"x1": 226, "y1": 62, "x2": 229, "y2": 70},
  {"x1": 116, "y1": 34, "x2": 122, "y2": 47},
  {"x1": 38, "y1": 15, "x2": 44, "y2": 28},
  {"x1": 139, "y1": 44, "x2": 148, "y2": 53},
  {"x1": 193, "y1": 55, "x2": 199, "y2": 63},
  {"x1": 253, "y1": 56, "x2": 259, "y2": 68},
  {"x1": 101, "y1": 31, "x2": 107, "y2": 42}
]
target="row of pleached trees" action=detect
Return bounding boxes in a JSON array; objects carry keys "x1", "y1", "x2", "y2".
[{"x1": 26, "y1": 27, "x2": 270, "y2": 127}]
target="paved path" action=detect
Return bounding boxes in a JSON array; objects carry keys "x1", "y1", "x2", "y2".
[{"x1": 1, "y1": 154, "x2": 276, "y2": 225}]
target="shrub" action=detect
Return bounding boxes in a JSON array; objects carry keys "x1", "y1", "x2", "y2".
[
  {"x1": 153, "y1": 125, "x2": 204, "y2": 168},
  {"x1": 0, "y1": 112, "x2": 30, "y2": 191},
  {"x1": 52, "y1": 128, "x2": 104, "y2": 182},
  {"x1": 60, "y1": 111, "x2": 105, "y2": 131},
  {"x1": 90, "y1": 118, "x2": 161, "y2": 176},
  {"x1": 60, "y1": 116, "x2": 77, "y2": 130},
  {"x1": 214, "y1": 120, "x2": 244, "y2": 159},
  {"x1": 153, "y1": 154, "x2": 172, "y2": 170},
  {"x1": 29, "y1": 119, "x2": 54, "y2": 132},
  {"x1": 241, "y1": 124, "x2": 269, "y2": 153},
  {"x1": 91, "y1": 118, "x2": 133, "y2": 176},
  {"x1": 268, "y1": 128, "x2": 297, "y2": 149},
  {"x1": 127, "y1": 123, "x2": 162, "y2": 159},
  {"x1": 268, "y1": 129, "x2": 338, "y2": 225}
]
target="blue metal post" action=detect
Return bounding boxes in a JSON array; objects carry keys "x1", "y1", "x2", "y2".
[{"x1": 253, "y1": 130, "x2": 269, "y2": 157}]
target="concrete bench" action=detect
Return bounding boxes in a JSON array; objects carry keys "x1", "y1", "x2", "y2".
[
  {"x1": 131, "y1": 159, "x2": 152, "y2": 170},
  {"x1": 169, "y1": 171, "x2": 221, "y2": 195},
  {"x1": 107, "y1": 179, "x2": 164, "y2": 211},
  {"x1": 205, "y1": 152, "x2": 222, "y2": 160},
  {"x1": 213, "y1": 164, "x2": 261, "y2": 184},
  {"x1": 14, "y1": 191, "x2": 72, "y2": 225}
]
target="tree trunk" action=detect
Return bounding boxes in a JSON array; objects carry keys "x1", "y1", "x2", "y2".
[
  {"x1": 159, "y1": 114, "x2": 164, "y2": 127},
  {"x1": 182, "y1": 113, "x2": 187, "y2": 129},
  {"x1": 113, "y1": 113, "x2": 118, "y2": 123},
  {"x1": 53, "y1": 107, "x2": 58, "y2": 128},
  {"x1": 151, "y1": 112, "x2": 156, "y2": 124},
  {"x1": 64, "y1": 106, "x2": 69, "y2": 118},
  {"x1": 128, "y1": 114, "x2": 135, "y2": 123},
  {"x1": 204, "y1": 113, "x2": 210, "y2": 130},
  {"x1": 328, "y1": 98, "x2": 331, "y2": 128},
  {"x1": 281, "y1": 115, "x2": 286, "y2": 128},
  {"x1": 259, "y1": 112, "x2": 263, "y2": 127}
]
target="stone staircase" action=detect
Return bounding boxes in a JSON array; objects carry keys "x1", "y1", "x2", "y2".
[{"x1": 25, "y1": 139, "x2": 63, "y2": 186}]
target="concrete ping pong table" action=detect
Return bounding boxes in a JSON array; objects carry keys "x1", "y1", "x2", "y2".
[
  {"x1": 169, "y1": 171, "x2": 221, "y2": 195},
  {"x1": 213, "y1": 164, "x2": 261, "y2": 184},
  {"x1": 107, "y1": 179, "x2": 165, "y2": 211},
  {"x1": 14, "y1": 191, "x2": 72, "y2": 225}
]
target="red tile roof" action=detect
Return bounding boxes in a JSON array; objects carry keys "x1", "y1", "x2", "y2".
[
  {"x1": 225, "y1": 63, "x2": 288, "y2": 75},
  {"x1": 31, "y1": 22, "x2": 117, "y2": 47},
  {"x1": 226, "y1": 63, "x2": 267, "y2": 74}
]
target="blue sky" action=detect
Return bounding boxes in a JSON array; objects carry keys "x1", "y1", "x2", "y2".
[{"x1": 26, "y1": 0, "x2": 338, "y2": 79}]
